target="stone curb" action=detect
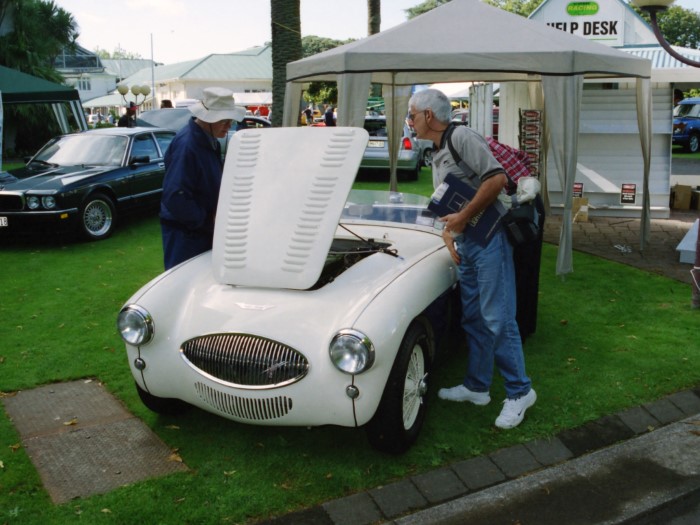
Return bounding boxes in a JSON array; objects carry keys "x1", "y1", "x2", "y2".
[{"x1": 257, "y1": 387, "x2": 700, "y2": 525}]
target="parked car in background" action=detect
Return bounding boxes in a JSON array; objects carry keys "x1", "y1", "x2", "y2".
[
  {"x1": 137, "y1": 108, "x2": 271, "y2": 159},
  {"x1": 451, "y1": 107, "x2": 499, "y2": 140},
  {"x1": 117, "y1": 127, "x2": 458, "y2": 454},
  {"x1": 360, "y1": 116, "x2": 422, "y2": 180},
  {"x1": 673, "y1": 97, "x2": 700, "y2": 153},
  {"x1": 412, "y1": 132, "x2": 435, "y2": 167},
  {"x1": 136, "y1": 108, "x2": 192, "y2": 131},
  {"x1": 0, "y1": 127, "x2": 175, "y2": 241}
]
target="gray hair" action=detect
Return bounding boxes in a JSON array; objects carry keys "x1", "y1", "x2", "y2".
[{"x1": 408, "y1": 89, "x2": 452, "y2": 124}]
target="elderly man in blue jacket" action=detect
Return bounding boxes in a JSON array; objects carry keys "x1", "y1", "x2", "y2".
[{"x1": 160, "y1": 87, "x2": 245, "y2": 270}]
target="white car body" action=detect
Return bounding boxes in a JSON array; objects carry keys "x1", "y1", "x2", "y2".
[{"x1": 119, "y1": 127, "x2": 458, "y2": 453}]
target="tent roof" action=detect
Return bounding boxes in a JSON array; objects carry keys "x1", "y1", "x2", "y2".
[
  {"x1": 286, "y1": 0, "x2": 651, "y2": 85},
  {"x1": 0, "y1": 65, "x2": 81, "y2": 104}
]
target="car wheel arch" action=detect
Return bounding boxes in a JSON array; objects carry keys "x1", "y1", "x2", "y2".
[
  {"x1": 79, "y1": 190, "x2": 117, "y2": 241},
  {"x1": 364, "y1": 319, "x2": 433, "y2": 454}
]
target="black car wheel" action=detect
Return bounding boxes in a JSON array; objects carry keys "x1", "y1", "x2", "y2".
[
  {"x1": 80, "y1": 193, "x2": 115, "y2": 241},
  {"x1": 422, "y1": 148, "x2": 434, "y2": 167},
  {"x1": 366, "y1": 322, "x2": 431, "y2": 454},
  {"x1": 687, "y1": 133, "x2": 700, "y2": 154},
  {"x1": 135, "y1": 382, "x2": 190, "y2": 416},
  {"x1": 399, "y1": 162, "x2": 421, "y2": 182}
]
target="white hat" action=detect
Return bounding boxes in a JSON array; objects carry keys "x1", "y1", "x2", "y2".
[{"x1": 189, "y1": 87, "x2": 245, "y2": 123}]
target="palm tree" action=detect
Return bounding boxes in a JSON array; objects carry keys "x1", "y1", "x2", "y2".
[
  {"x1": 270, "y1": 0, "x2": 302, "y2": 127},
  {"x1": 0, "y1": 0, "x2": 78, "y2": 81},
  {"x1": 368, "y1": 0, "x2": 381, "y2": 35}
]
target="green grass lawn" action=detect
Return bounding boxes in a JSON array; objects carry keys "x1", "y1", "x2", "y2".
[{"x1": 1, "y1": 166, "x2": 699, "y2": 524}]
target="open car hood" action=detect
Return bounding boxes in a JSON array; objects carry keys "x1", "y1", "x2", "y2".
[{"x1": 212, "y1": 126, "x2": 369, "y2": 289}]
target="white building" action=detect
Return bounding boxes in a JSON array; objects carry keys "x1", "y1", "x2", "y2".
[
  {"x1": 523, "y1": 0, "x2": 700, "y2": 217},
  {"x1": 83, "y1": 46, "x2": 272, "y2": 116}
]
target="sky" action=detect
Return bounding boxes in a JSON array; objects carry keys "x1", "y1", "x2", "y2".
[
  {"x1": 53, "y1": 0, "x2": 700, "y2": 66},
  {"x1": 52, "y1": 0, "x2": 421, "y2": 65}
]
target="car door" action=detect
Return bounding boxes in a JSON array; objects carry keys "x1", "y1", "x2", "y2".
[{"x1": 126, "y1": 132, "x2": 171, "y2": 204}]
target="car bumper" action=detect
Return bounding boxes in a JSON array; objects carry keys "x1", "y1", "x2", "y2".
[
  {"x1": 128, "y1": 343, "x2": 367, "y2": 428},
  {"x1": 360, "y1": 151, "x2": 419, "y2": 171},
  {"x1": 0, "y1": 208, "x2": 79, "y2": 234}
]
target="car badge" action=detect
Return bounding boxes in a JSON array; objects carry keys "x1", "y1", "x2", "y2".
[
  {"x1": 235, "y1": 302, "x2": 275, "y2": 311},
  {"x1": 262, "y1": 361, "x2": 288, "y2": 379}
]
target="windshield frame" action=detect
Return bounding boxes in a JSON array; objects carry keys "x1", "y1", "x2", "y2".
[{"x1": 33, "y1": 134, "x2": 129, "y2": 167}]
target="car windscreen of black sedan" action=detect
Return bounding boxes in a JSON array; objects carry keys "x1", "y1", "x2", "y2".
[{"x1": 0, "y1": 127, "x2": 175, "y2": 241}]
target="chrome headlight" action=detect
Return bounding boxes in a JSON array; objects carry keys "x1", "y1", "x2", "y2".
[
  {"x1": 329, "y1": 329, "x2": 375, "y2": 374},
  {"x1": 26, "y1": 195, "x2": 40, "y2": 210},
  {"x1": 41, "y1": 196, "x2": 56, "y2": 209},
  {"x1": 117, "y1": 305, "x2": 154, "y2": 346}
]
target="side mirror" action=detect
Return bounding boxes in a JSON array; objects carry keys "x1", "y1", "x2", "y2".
[{"x1": 129, "y1": 155, "x2": 150, "y2": 166}]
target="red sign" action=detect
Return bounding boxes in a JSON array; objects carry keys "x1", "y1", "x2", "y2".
[{"x1": 621, "y1": 183, "x2": 636, "y2": 204}]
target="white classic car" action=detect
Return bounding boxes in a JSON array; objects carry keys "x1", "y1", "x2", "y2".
[{"x1": 117, "y1": 127, "x2": 458, "y2": 453}]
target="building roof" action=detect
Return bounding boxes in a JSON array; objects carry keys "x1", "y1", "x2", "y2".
[
  {"x1": 102, "y1": 59, "x2": 157, "y2": 80},
  {"x1": 123, "y1": 45, "x2": 272, "y2": 84},
  {"x1": 620, "y1": 45, "x2": 700, "y2": 69},
  {"x1": 619, "y1": 45, "x2": 700, "y2": 83}
]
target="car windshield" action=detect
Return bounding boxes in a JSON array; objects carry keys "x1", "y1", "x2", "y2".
[
  {"x1": 363, "y1": 119, "x2": 387, "y2": 137},
  {"x1": 674, "y1": 103, "x2": 700, "y2": 118},
  {"x1": 342, "y1": 190, "x2": 439, "y2": 227},
  {"x1": 34, "y1": 134, "x2": 128, "y2": 167}
]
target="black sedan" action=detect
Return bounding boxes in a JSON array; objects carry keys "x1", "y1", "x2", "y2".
[
  {"x1": 0, "y1": 127, "x2": 176, "y2": 241},
  {"x1": 136, "y1": 108, "x2": 271, "y2": 159}
]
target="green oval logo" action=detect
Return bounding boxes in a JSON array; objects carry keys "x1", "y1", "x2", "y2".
[{"x1": 566, "y1": 2, "x2": 599, "y2": 15}]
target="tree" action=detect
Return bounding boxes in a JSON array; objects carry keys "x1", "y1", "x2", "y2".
[
  {"x1": 302, "y1": 35, "x2": 353, "y2": 57},
  {"x1": 630, "y1": 4, "x2": 700, "y2": 49},
  {"x1": 0, "y1": 0, "x2": 78, "y2": 81},
  {"x1": 93, "y1": 46, "x2": 143, "y2": 60},
  {"x1": 270, "y1": 0, "x2": 302, "y2": 127},
  {"x1": 0, "y1": 0, "x2": 79, "y2": 155},
  {"x1": 406, "y1": 0, "x2": 451, "y2": 19},
  {"x1": 484, "y1": 0, "x2": 541, "y2": 17},
  {"x1": 368, "y1": 0, "x2": 381, "y2": 35},
  {"x1": 300, "y1": 36, "x2": 355, "y2": 108},
  {"x1": 368, "y1": 0, "x2": 382, "y2": 97}
]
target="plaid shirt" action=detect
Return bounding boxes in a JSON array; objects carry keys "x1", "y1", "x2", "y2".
[{"x1": 485, "y1": 137, "x2": 531, "y2": 188}]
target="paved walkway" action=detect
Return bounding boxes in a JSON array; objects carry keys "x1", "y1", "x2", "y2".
[{"x1": 542, "y1": 209, "x2": 698, "y2": 285}]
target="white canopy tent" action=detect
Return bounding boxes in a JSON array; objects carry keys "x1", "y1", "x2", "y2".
[{"x1": 282, "y1": 0, "x2": 652, "y2": 276}]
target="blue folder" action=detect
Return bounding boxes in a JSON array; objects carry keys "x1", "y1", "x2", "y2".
[{"x1": 428, "y1": 173, "x2": 505, "y2": 247}]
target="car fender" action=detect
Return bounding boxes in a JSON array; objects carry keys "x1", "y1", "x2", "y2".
[{"x1": 348, "y1": 248, "x2": 456, "y2": 425}]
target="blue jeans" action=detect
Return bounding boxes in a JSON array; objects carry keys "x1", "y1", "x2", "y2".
[{"x1": 457, "y1": 229, "x2": 531, "y2": 399}]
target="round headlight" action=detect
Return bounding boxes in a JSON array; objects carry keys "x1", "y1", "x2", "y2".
[
  {"x1": 42, "y1": 196, "x2": 56, "y2": 209},
  {"x1": 117, "y1": 305, "x2": 154, "y2": 346},
  {"x1": 329, "y1": 329, "x2": 375, "y2": 374},
  {"x1": 26, "y1": 196, "x2": 40, "y2": 210}
]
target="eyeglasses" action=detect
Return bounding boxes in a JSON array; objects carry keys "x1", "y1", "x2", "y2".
[{"x1": 407, "y1": 110, "x2": 427, "y2": 122}]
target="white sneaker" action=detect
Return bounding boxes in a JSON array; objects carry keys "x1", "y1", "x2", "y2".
[
  {"x1": 438, "y1": 385, "x2": 491, "y2": 405},
  {"x1": 495, "y1": 389, "x2": 537, "y2": 429}
]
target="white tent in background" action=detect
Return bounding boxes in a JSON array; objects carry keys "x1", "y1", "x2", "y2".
[
  {"x1": 232, "y1": 92, "x2": 272, "y2": 106},
  {"x1": 430, "y1": 82, "x2": 473, "y2": 99},
  {"x1": 282, "y1": 0, "x2": 652, "y2": 276}
]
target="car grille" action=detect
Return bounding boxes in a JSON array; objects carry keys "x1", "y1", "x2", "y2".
[
  {"x1": 194, "y1": 382, "x2": 293, "y2": 421},
  {"x1": 180, "y1": 333, "x2": 309, "y2": 388},
  {"x1": 0, "y1": 194, "x2": 23, "y2": 211}
]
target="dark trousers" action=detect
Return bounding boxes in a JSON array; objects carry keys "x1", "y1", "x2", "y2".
[{"x1": 161, "y1": 221, "x2": 213, "y2": 270}]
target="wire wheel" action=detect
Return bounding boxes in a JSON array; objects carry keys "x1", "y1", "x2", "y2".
[
  {"x1": 366, "y1": 322, "x2": 431, "y2": 454},
  {"x1": 80, "y1": 193, "x2": 115, "y2": 241}
]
